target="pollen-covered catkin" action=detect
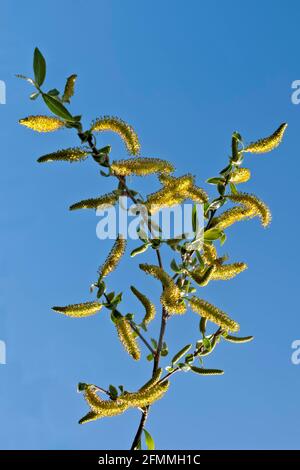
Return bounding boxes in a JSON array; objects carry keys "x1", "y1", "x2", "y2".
[
  {"x1": 91, "y1": 116, "x2": 140, "y2": 155},
  {"x1": 211, "y1": 206, "x2": 255, "y2": 230},
  {"x1": 111, "y1": 158, "x2": 174, "y2": 176},
  {"x1": 229, "y1": 168, "x2": 251, "y2": 184},
  {"x1": 130, "y1": 286, "x2": 156, "y2": 325},
  {"x1": 138, "y1": 368, "x2": 163, "y2": 392},
  {"x1": 146, "y1": 186, "x2": 187, "y2": 213},
  {"x1": 139, "y1": 264, "x2": 186, "y2": 314},
  {"x1": 189, "y1": 296, "x2": 240, "y2": 332},
  {"x1": 228, "y1": 193, "x2": 271, "y2": 227},
  {"x1": 98, "y1": 236, "x2": 126, "y2": 279},
  {"x1": 158, "y1": 173, "x2": 195, "y2": 190},
  {"x1": 160, "y1": 287, "x2": 186, "y2": 314},
  {"x1": 121, "y1": 380, "x2": 170, "y2": 408},
  {"x1": 52, "y1": 301, "x2": 102, "y2": 318},
  {"x1": 38, "y1": 147, "x2": 88, "y2": 163},
  {"x1": 115, "y1": 317, "x2": 141, "y2": 360},
  {"x1": 211, "y1": 262, "x2": 247, "y2": 280},
  {"x1": 84, "y1": 386, "x2": 128, "y2": 417},
  {"x1": 202, "y1": 243, "x2": 217, "y2": 264},
  {"x1": 244, "y1": 123, "x2": 287, "y2": 153},
  {"x1": 69, "y1": 192, "x2": 118, "y2": 211},
  {"x1": 62, "y1": 74, "x2": 77, "y2": 102},
  {"x1": 19, "y1": 115, "x2": 65, "y2": 132}
]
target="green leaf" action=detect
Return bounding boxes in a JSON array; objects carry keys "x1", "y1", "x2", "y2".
[
  {"x1": 185, "y1": 354, "x2": 194, "y2": 364},
  {"x1": 220, "y1": 163, "x2": 232, "y2": 176},
  {"x1": 42, "y1": 93, "x2": 75, "y2": 121},
  {"x1": 47, "y1": 88, "x2": 60, "y2": 96},
  {"x1": 204, "y1": 228, "x2": 223, "y2": 241},
  {"x1": 130, "y1": 244, "x2": 149, "y2": 257},
  {"x1": 77, "y1": 382, "x2": 87, "y2": 392},
  {"x1": 192, "y1": 204, "x2": 198, "y2": 233},
  {"x1": 220, "y1": 232, "x2": 227, "y2": 246},
  {"x1": 202, "y1": 338, "x2": 211, "y2": 351},
  {"x1": 199, "y1": 317, "x2": 207, "y2": 336},
  {"x1": 33, "y1": 48, "x2": 46, "y2": 86},
  {"x1": 108, "y1": 384, "x2": 118, "y2": 399},
  {"x1": 171, "y1": 344, "x2": 192, "y2": 366},
  {"x1": 170, "y1": 259, "x2": 180, "y2": 273},
  {"x1": 217, "y1": 183, "x2": 225, "y2": 196},
  {"x1": 146, "y1": 354, "x2": 154, "y2": 362},
  {"x1": 143, "y1": 429, "x2": 155, "y2": 450},
  {"x1": 190, "y1": 366, "x2": 224, "y2": 375}
]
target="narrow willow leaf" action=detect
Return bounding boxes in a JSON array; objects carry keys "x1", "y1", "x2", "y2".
[
  {"x1": 144, "y1": 429, "x2": 155, "y2": 450},
  {"x1": 42, "y1": 93, "x2": 75, "y2": 121},
  {"x1": 52, "y1": 301, "x2": 102, "y2": 318},
  {"x1": 171, "y1": 344, "x2": 192, "y2": 365}
]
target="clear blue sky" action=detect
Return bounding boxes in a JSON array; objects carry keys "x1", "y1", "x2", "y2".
[{"x1": 0, "y1": 0, "x2": 299, "y2": 450}]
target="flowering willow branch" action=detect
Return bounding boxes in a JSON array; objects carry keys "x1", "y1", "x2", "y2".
[{"x1": 18, "y1": 48, "x2": 288, "y2": 450}]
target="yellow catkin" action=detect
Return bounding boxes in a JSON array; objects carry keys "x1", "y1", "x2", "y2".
[
  {"x1": 19, "y1": 115, "x2": 65, "y2": 132},
  {"x1": 111, "y1": 158, "x2": 174, "y2": 176},
  {"x1": 38, "y1": 147, "x2": 88, "y2": 163},
  {"x1": 211, "y1": 206, "x2": 255, "y2": 230},
  {"x1": 189, "y1": 296, "x2": 240, "y2": 332},
  {"x1": 244, "y1": 123, "x2": 287, "y2": 154},
  {"x1": 130, "y1": 286, "x2": 156, "y2": 325},
  {"x1": 138, "y1": 369, "x2": 163, "y2": 392},
  {"x1": 91, "y1": 116, "x2": 140, "y2": 155},
  {"x1": 84, "y1": 386, "x2": 128, "y2": 417},
  {"x1": 121, "y1": 380, "x2": 170, "y2": 408},
  {"x1": 62, "y1": 74, "x2": 77, "y2": 102},
  {"x1": 139, "y1": 264, "x2": 186, "y2": 314},
  {"x1": 229, "y1": 168, "x2": 251, "y2": 184},
  {"x1": 69, "y1": 192, "x2": 118, "y2": 211},
  {"x1": 202, "y1": 243, "x2": 217, "y2": 264},
  {"x1": 115, "y1": 317, "x2": 141, "y2": 360},
  {"x1": 211, "y1": 262, "x2": 248, "y2": 280},
  {"x1": 185, "y1": 185, "x2": 209, "y2": 204},
  {"x1": 228, "y1": 193, "x2": 272, "y2": 227},
  {"x1": 98, "y1": 236, "x2": 126, "y2": 279},
  {"x1": 52, "y1": 301, "x2": 102, "y2": 318}
]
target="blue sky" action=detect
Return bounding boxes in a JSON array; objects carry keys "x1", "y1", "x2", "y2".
[{"x1": 0, "y1": 0, "x2": 299, "y2": 450}]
